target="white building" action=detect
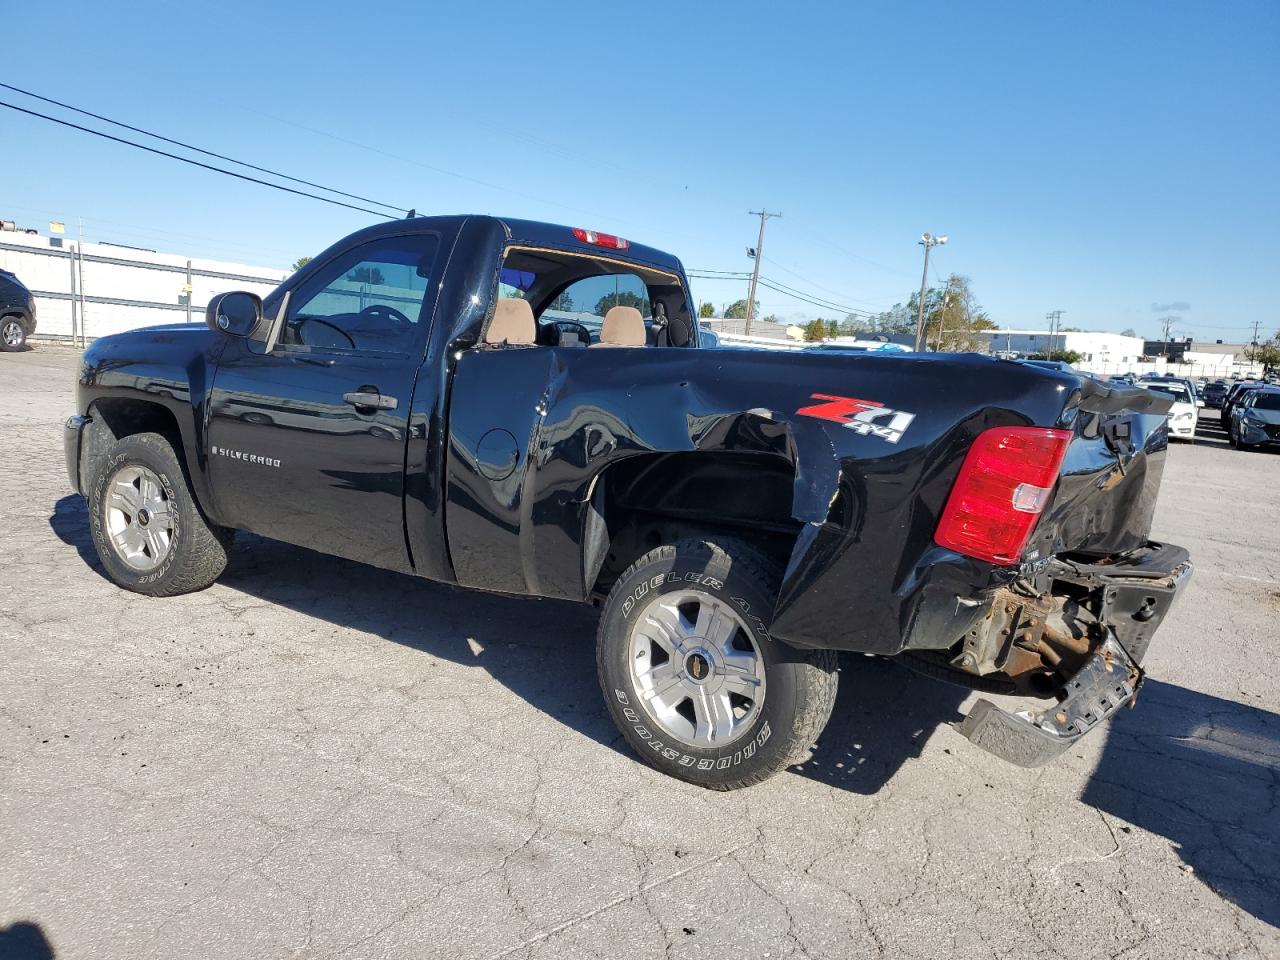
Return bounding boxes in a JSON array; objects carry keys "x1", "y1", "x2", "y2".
[
  {"x1": 981, "y1": 328, "x2": 1263, "y2": 378},
  {"x1": 0, "y1": 228, "x2": 287, "y2": 341},
  {"x1": 981, "y1": 329, "x2": 1146, "y2": 368}
]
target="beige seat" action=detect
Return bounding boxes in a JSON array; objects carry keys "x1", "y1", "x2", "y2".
[
  {"x1": 484, "y1": 298, "x2": 536, "y2": 345},
  {"x1": 592, "y1": 306, "x2": 646, "y2": 348}
]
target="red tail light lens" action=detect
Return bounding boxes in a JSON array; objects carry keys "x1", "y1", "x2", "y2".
[
  {"x1": 573, "y1": 227, "x2": 630, "y2": 250},
  {"x1": 935, "y1": 427, "x2": 1072, "y2": 566}
]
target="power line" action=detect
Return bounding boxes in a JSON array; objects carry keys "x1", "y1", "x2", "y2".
[
  {"x1": 687, "y1": 269, "x2": 879, "y2": 318},
  {"x1": 762, "y1": 255, "x2": 885, "y2": 307},
  {"x1": 0, "y1": 83, "x2": 408, "y2": 216},
  {"x1": 0, "y1": 99, "x2": 399, "y2": 220},
  {"x1": 758, "y1": 276, "x2": 868, "y2": 315},
  {"x1": 756, "y1": 279, "x2": 877, "y2": 318}
]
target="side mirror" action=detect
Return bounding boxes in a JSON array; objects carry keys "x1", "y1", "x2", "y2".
[{"x1": 206, "y1": 291, "x2": 263, "y2": 338}]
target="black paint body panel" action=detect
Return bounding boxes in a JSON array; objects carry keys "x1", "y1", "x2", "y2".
[{"x1": 70, "y1": 215, "x2": 1179, "y2": 658}]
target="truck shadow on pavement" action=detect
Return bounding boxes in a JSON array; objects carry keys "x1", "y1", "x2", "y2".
[
  {"x1": 792, "y1": 657, "x2": 969, "y2": 794},
  {"x1": 48, "y1": 494, "x2": 969, "y2": 793},
  {"x1": 1083, "y1": 679, "x2": 1280, "y2": 930},
  {"x1": 46, "y1": 495, "x2": 1280, "y2": 930},
  {"x1": 0, "y1": 921, "x2": 55, "y2": 960}
]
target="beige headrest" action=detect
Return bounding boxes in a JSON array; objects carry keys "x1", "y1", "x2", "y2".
[
  {"x1": 594, "y1": 306, "x2": 646, "y2": 348},
  {"x1": 485, "y1": 297, "x2": 536, "y2": 345}
]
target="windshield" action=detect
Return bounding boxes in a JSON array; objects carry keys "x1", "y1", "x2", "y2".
[
  {"x1": 1144, "y1": 383, "x2": 1190, "y2": 401},
  {"x1": 1251, "y1": 393, "x2": 1280, "y2": 411}
]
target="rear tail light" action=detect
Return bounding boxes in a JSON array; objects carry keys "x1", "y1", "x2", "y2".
[
  {"x1": 935, "y1": 426, "x2": 1072, "y2": 566},
  {"x1": 573, "y1": 227, "x2": 630, "y2": 250}
]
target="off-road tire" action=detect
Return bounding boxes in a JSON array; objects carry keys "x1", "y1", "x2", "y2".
[
  {"x1": 597, "y1": 537, "x2": 838, "y2": 790},
  {"x1": 88, "y1": 432, "x2": 233, "y2": 596}
]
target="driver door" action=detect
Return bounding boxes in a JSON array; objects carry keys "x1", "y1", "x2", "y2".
[{"x1": 206, "y1": 231, "x2": 441, "y2": 572}]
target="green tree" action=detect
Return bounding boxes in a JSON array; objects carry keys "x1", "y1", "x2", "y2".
[
  {"x1": 291, "y1": 256, "x2": 312, "y2": 272},
  {"x1": 724, "y1": 299, "x2": 760, "y2": 320},
  {"x1": 550, "y1": 292, "x2": 575, "y2": 311},
  {"x1": 595, "y1": 290, "x2": 649, "y2": 316},
  {"x1": 802, "y1": 318, "x2": 827, "y2": 342},
  {"x1": 913, "y1": 274, "x2": 998, "y2": 352},
  {"x1": 1030, "y1": 350, "x2": 1083, "y2": 365},
  {"x1": 698, "y1": 302, "x2": 716, "y2": 318},
  {"x1": 825, "y1": 318, "x2": 840, "y2": 338},
  {"x1": 865, "y1": 302, "x2": 916, "y2": 337},
  {"x1": 1249, "y1": 330, "x2": 1280, "y2": 372},
  {"x1": 347, "y1": 266, "x2": 385, "y2": 285},
  {"x1": 1121, "y1": 328, "x2": 1138, "y2": 338}
]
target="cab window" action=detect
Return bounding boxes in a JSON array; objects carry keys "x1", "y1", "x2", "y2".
[{"x1": 281, "y1": 234, "x2": 439, "y2": 354}]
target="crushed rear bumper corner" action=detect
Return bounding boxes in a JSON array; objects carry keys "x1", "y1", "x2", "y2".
[{"x1": 955, "y1": 632, "x2": 1142, "y2": 767}]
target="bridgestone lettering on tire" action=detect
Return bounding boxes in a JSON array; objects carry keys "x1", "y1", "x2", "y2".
[
  {"x1": 88, "y1": 432, "x2": 233, "y2": 597},
  {"x1": 597, "y1": 537, "x2": 838, "y2": 790}
]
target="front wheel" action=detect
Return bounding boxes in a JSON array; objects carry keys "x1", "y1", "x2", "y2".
[
  {"x1": 596, "y1": 537, "x2": 837, "y2": 790},
  {"x1": 87, "y1": 432, "x2": 233, "y2": 596},
  {"x1": 1, "y1": 317, "x2": 26, "y2": 351}
]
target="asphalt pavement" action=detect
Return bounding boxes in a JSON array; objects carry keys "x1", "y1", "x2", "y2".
[{"x1": 2, "y1": 345, "x2": 1277, "y2": 959}]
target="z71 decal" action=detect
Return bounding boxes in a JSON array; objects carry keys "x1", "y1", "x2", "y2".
[{"x1": 796, "y1": 393, "x2": 916, "y2": 444}]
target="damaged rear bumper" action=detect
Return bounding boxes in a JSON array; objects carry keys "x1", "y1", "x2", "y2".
[
  {"x1": 956, "y1": 633, "x2": 1142, "y2": 767},
  {"x1": 955, "y1": 543, "x2": 1192, "y2": 767}
]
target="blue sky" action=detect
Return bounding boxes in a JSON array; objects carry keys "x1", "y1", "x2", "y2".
[{"x1": 2, "y1": 1, "x2": 1276, "y2": 340}]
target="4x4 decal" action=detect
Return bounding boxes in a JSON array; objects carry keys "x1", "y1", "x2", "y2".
[{"x1": 796, "y1": 393, "x2": 916, "y2": 444}]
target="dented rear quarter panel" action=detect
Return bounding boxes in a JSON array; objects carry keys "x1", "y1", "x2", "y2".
[{"x1": 443, "y1": 344, "x2": 1172, "y2": 655}]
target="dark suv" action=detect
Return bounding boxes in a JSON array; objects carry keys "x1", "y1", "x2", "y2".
[
  {"x1": 0, "y1": 269, "x2": 36, "y2": 351},
  {"x1": 1202, "y1": 380, "x2": 1228, "y2": 408}
]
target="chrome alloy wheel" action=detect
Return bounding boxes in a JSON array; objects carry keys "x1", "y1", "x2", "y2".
[
  {"x1": 1, "y1": 319, "x2": 23, "y2": 348},
  {"x1": 628, "y1": 590, "x2": 766, "y2": 747},
  {"x1": 104, "y1": 465, "x2": 175, "y2": 571}
]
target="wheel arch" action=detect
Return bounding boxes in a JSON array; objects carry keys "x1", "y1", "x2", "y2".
[
  {"x1": 587, "y1": 450, "x2": 804, "y2": 599},
  {"x1": 83, "y1": 397, "x2": 218, "y2": 521}
]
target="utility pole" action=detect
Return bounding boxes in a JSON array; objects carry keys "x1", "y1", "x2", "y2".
[
  {"x1": 914, "y1": 233, "x2": 947, "y2": 351},
  {"x1": 1159, "y1": 316, "x2": 1176, "y2": 355},
  {"x1": 744, "y1": 210, "x2": 780, "y2": 336},
  {"x1": 1045, "y1": 310, "x2": 1064, "y2": 356}
]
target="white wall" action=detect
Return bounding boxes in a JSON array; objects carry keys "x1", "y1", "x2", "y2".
[{"x1": 0, "y1": 230, "x2": 288, "y2": 340}]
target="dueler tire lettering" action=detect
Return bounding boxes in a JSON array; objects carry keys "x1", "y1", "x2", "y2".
[
  {"x1": 596, "y1": 537, "x2": 838, "y2": 791},
  {"x1": 87, "y1": 432, "x2": 233, "y2": 598}
]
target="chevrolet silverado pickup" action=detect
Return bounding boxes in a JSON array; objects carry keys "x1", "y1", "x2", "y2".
[{"x1": 64, "y1": 215, "x2": 1191, "y2": 789}]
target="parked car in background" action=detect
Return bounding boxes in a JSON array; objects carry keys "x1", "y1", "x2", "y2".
[
  {"x1": 1229, "y1": 386, "x2": 1280, "y2": 450},
  {"x1": 1109, "y1": 372, "x2": 1138, "y2": 386},
  {"x1": 1136, "y1": 380, "x2": 1198, "y2": 441},
  {"x1": 1202, "y1": 380, "x2": 1228, "y2": 408},
  {"x1": 0, "y1": 268, "x2": 36, "y2": 351},
  {"x1": 1144, "y1": 374, "x2": 1202, "y2": 405},
  {"x1": 1221, "y1": 381, "x2": 1265, "y2": 430}
]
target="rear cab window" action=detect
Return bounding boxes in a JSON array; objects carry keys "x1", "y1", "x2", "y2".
[{"x1": 490, "y1": 246, "x2": 696, "y2": 349}]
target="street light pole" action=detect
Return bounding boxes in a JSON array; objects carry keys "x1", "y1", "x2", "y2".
[{"x1": 913, "y1": 232, "x2": 947, "y2": 351}]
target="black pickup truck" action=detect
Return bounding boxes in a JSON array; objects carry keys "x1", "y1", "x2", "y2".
[{"x1": 64, "y1": 215, "x2": 1191, "y2": 789}]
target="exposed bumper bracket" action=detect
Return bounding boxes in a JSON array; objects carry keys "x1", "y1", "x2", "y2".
[{"x1": 954, "y1": 633, "x2": 1142, "y2": 767}]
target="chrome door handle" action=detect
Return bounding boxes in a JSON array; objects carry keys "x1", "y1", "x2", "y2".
[{"x1": 343, "y1": 391, "x2": 398, "y2": 410}]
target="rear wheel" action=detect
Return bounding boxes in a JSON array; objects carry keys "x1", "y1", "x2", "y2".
[
  {"x1": 87, "y1": 432, "x2": 233, "y2": 596},
  {"x1": 597, "y1": 537, "x2": 837, "y2": 790},
  {"x1": 1, "y1": 317, "x2": 26, "y2": 351}
]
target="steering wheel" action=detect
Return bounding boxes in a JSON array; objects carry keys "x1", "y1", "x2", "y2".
[
  {"x1": 294, "y1": 317, "x2": 357, "y2": 350},
  {"x1": 360, "y1": 303, "x2": 413, "y2": 328},
  {"x1": 545, "y1": 320, "x2": 593, "y2": 347}
]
